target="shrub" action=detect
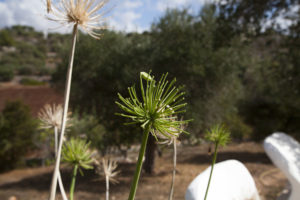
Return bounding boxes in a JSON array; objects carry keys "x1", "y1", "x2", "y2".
[
  {"x1": 0, "y1": 67, "x2": 14, "y2": 82},
  {"x1": 20, "y1": 78, "x2": 46, "y2": 86},
  {"x1": 0, "y1": 101, "x2": 38, "y2": 171}
]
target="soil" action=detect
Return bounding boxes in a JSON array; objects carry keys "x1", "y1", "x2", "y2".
[
  {"x1": 0, "y1": 85, "x2": 63, "y2": 116},
  {"x1": 0, "y1": 142, "x2": 287, "y2": 200}
]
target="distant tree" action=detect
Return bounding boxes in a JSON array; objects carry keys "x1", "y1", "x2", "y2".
[
  {"x1": 0, "y1": 101, "x2": 38, "y2": 171},
  {"x1": 0, "y1": 30, "x2": 15, "y2": 46}
]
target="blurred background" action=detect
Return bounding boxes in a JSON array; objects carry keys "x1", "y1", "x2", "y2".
[{"x1": 0, "y1": 0, "x2": 299, "y2": 199}]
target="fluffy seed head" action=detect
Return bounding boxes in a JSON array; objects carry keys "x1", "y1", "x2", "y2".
[
  {"x1": 47, "y1": 0, "x2": 109, "y2": 39},
  {"x1": 38, "y1": 104, "x2": 71, "y2": 130}
]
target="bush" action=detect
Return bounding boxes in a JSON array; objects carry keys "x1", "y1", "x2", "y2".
[
  {"x1": 20, "y1": 78, "x2": 46, "y2": 86},
  {"x1": 0, "y1": 101, "x2": 38, "y2": 171},
  {"x1": 18, "y1": 66, "x2": 35, "y2": 75},
  {"x1": 0, "y1": 67, "x2": 14, "y2": 82}
]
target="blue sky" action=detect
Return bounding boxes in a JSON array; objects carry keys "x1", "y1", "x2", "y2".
[{"x1": 0, "y1": 0, "x2": 209, "y2": 33}]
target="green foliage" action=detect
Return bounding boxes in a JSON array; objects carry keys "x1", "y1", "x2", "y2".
[
  {"x1": 62, "y1": 138, "x2": 94, "y2": 171},
  {"x1": 0, "y1": 67, "x2": 14, "y2": 82},
  {"x1": 68, "y1": 112, "x2": 107, "y2": 152},
  {"x1": 0, "y1": 26, "x2": 48, "y2": 76},
  {"x1": 0, "y1": 101, "x2": 38, "y2": 171},
  {"x1": 51, "y1": 3, "x2": 300, "y2": 144},
  {"x1": 20, "y1": 78, "x2": 46, "y2": 86},
  {"x1": 0, "y1": 30, "x2": 15, "y2": 46}
]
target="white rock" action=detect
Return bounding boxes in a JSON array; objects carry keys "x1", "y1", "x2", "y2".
[
  {"x1": 185, "y1": 159, "x2": 260, "y2": 200},
  {"x1": 264, "y1": 132, "x2": 300, "y2": 200}
]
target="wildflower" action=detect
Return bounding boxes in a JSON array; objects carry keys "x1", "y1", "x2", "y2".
[
  {"x1": 116, "y1": 72, "x2": 190, "y2": 140},
  {"x1": 62, "y1": 138, "x2": 94, "y2": 200},
  {"x1": 204, "y1": 124, "x2": 231, "y2": 200},
  {"x1": 116, "y1": 72, "x2": 191, "y2": 200},
  {"x1": 47, "y1": 0, "x2": 109, "y2": 39},
  {"x1": 205, "y1": 123, "x2": 230, "y2": 147}
]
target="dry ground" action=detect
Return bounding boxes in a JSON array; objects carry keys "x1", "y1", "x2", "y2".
[{"x1": 0, "y1": 142, "x2": 287, "y2": 200}]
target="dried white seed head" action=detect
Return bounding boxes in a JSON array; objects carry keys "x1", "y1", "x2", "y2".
[
  {"x1": 38, "y1": 104, "x2": 71, "y2": 130},
  {"x1": 46, "y1": 0, "x2": 109, "y2": 39},
  {"x1": 96, "y1": 158, "x2": 120, "y2": 183}
]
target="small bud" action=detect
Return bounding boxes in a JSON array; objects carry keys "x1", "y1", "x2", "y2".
[{"x1": 140, "y1": 72, "x2": 153, "y2": 81}]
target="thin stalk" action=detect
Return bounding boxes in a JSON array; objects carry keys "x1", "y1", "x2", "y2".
[
  {"x1": 105, "y1": 176, "x2": 109, "y2": 200},
  {"x1": 70, "y1": 164, "x2": 78, "y2": 200},
  {"x1": 204, "y1": 142, "x2": 219, "y2": 200},
  {"x1": 49, "y1": 24, "x2": 78, "y2": 200},
  {"x1": 168, "y1": 139, "x2": 177, "y2": 200},
  {"x1": 128, "y1": 124, "x2": 150, "y2": 200},
  {"x1": 54, "y1": 127, "x2": 58, "y2": 155},
  {"x1": 54, "y1": 127, "x2": 68, "y2": 200}
]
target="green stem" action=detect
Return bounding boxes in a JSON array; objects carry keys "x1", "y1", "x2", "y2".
[
  {"x1": 70, "y1": 164, "x2": 78, "y2": 200},
  {"x1": 128, "y1": 125, "x2": 150, "y2": 200},
  {"x1": 204, "y1": 142, "x2": 219, "y2": 200}
]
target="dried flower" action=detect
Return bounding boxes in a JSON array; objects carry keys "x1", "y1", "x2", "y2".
[
  {"x1": 97, "y1": 158, "x2": 120, "y2": 183},
  {"x1": 47, "y1": 0, "x2": 109, "y2": 39},
  {"x1": 47, "y1": 0, "x2": 52, "y2": 13},
  {"x1": 38, "y1": 104, "x2": 71, "y2": 130}
]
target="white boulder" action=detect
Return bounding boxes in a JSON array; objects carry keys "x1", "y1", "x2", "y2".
[
  {"x1": 264, "y1": 132, "x2": 300, "y2": 200},
  {"x1": 185, "y1": 159, "x2": 260, "y2": 200}
]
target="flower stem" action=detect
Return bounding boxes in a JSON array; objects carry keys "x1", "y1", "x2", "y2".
[
  {"x1": 70, "y1": 164, "x2": 78, "y2": 200},
  {"x1": 106, "y1": 176, "x2": 109, "y2": 200},
  {"x1": 168, "y1": 139, "x2": 177, "y2": 200},
  {"x1": 49, "y1": 24, "x2": 78, "y2": 200},
  {"x1": 204, "y1": 142, "x2": 219, "y2": 200},
  {"x1": 54, "y1": 127, "x2": 58, "y2": 155},
  {"x1": 128, "y1": 125, "x2": 150, "y2": 200},
  {"x1": 54, "y1": 127, "x2": 68, "y2": 200}
]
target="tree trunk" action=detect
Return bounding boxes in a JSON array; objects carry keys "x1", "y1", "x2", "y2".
[{"x1": 143, "y1": 135, "x2": 156, "y2": 174}]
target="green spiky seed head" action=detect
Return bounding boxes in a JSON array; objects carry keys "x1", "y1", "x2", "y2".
[
  {"x1": 62, "y1": 138, "x2": 94, "y2": 172},
  {"x1": 116, "y1": 72, "x2": 191, "y2": 140},
  {"x1": 205, "y1": 124, "x2": 230, "y2": 146}
]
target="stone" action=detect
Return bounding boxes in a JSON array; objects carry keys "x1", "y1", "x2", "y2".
[
  {"x1": 264, "y1": 132, "x2": 300, "y2": 200},
  {"x1": 185, "y1": 159, "x2": 260, "y2": 200}
]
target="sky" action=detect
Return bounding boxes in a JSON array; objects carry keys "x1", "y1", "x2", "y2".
[{"x1": 0, "y1": 0, "x2": 211, "y2": 34}]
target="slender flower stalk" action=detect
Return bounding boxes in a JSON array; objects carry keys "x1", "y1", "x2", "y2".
[
  {"x1": 169, "y1": 139, "x2": 177, "y2": 200},
  {"x1": 116, "y1": 72, "x2": 191, "y2": 200},
  {"x1": 155, "y1": 118, "x2": 185, "y2": 200},
  {"x1": 49, "y1": 24, "x2": 78, "y2": 200},
  {"x1": 203, "y1": 124, "x2": 230, "y2": 200}
]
